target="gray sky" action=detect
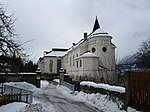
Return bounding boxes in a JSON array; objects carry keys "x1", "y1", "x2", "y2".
[{"x1": 1, "y1": 0, "x2": 150, "y2": 62}]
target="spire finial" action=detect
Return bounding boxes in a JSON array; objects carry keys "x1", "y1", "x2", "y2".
[{"x1": 92, "y1": 16, "x2": 100, "y2": 33}]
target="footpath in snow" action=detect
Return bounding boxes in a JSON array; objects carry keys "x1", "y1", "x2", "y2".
[{"x1": 0, "y1": 80, "x2": 138, "y2": 112}]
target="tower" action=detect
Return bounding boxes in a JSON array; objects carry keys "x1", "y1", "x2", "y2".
[{"x1": 87, "y1": 17, "x2": 116, "y2": 83}]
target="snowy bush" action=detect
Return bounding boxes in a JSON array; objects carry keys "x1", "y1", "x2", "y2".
[{"x1": 80, "y1": 81, "x2": 126, "y2": 110}]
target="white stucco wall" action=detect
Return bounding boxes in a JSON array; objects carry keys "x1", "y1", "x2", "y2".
[
  {"x1": 88, "y1": 35, "x2": 115, "y2": 70},
  {"x1": 41, "y1": 56, "x2": 58, "y2": 74},
  {"x1": 62, "y1": 41, "x2": 88, "y2": 76}
]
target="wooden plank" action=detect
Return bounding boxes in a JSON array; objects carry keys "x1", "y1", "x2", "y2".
[
  {"x1": 129, "y1": 72, "x2": 150, "y2": 111},
  {"x1": 0, "y1": 93, "x2": 22, "y2": 106}
]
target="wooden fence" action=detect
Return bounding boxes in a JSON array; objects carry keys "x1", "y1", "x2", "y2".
[
  {"x1": 126, "y1": 71, "x2": 150, "y2": 111},
  {"x1": 0, "y1": 93, "x2": 21, "y2": 106},
  {"x1": 4, "y1": 84, "x2": 33, "y2": 104},
  {"x1": 79, "y1": 71, "x2": 150, "y2": 111}
]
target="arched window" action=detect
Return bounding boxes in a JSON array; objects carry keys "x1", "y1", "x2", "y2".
[
  {"x1": 73, "y1": 55, "x2": 75, "y2": 66},
  {"x1": 49, "y1": 60, "x2": 53, "y2": 72},
  {"x1": 80, "y1": 60, "x2": 82, "y2": 67},
  {"x1": 76, "y1": 61, "x2": 78, "y2": 67},
  {"x1": 70, "y1": 57, "x2": 71, "y2": 66}
]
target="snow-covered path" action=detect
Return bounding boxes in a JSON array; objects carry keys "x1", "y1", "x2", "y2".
[
  {"x1": 33, "y1": 83, "x2": 101, "y2": 112},
  {"x1": 0, "y1": 81, "x2": 138, "y2": 112}
]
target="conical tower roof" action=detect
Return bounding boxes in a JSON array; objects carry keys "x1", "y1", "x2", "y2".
[
  {"x1": 89, "y1": 17, "x2": 108, "y2": 37},
  {"x1": 92, "y1": 16, "x2": 100, "y2": 33}
]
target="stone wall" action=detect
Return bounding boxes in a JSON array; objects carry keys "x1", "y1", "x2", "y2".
[{"x1": 0, "y1": 73, "x2": 38, "y2": 87}]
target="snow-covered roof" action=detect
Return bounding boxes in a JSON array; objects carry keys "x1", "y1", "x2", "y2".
[
  {"x1": 89, "y1": 28, "x2": 110, "y2": 37},
  {"x1": 76, "y1": 52, "x2": 99, "y2": 59},
  {"x1": 0, "y1": 73, "x2": 36, "y2": 75},
  {"x1": 45, "y1": 51, "x2": 67, "y2": 57},
  {"x1": 66, "y1": 39, "x2": 84, "y2": 54}
]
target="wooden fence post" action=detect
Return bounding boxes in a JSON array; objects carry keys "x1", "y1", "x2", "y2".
[
  {"x1": 1, "y1": 83, "x2": 4, "y2": 94},
  {"x1": 125, "y1": 71, "x2": 131, "y2": 110}
]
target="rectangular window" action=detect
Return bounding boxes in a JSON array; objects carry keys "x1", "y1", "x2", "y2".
[
  {"x1": 70, "y1": 57, "x2": 71, "y2": 66},
  {"x1": 49, "y1": 60, "x2": 53, "y2": 72},
  {"x1": 57, "y1": 59, "x2": 61, "y2": 73},
  {"x1": 66, "y1": 55, "x2": 68, "y2": 63},
  {"x1": 76, "y1": 61, "x2": 78, "y2": 67},
  {"x1": 80, "y1": 60, "x2": 82, "y2": 67},
  {"x1": 73, "y1": 56, "x2": 75, "y2": 66}
]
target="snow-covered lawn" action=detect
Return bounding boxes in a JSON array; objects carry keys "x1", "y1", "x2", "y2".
[
  {"x1": 0, "y1": 80, "x2": 138, "y2": 112},
  {"x1": 0, "y1": 102, "x2": 28, "y2": 112}
]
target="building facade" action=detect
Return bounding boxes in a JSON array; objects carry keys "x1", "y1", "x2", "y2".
[{"x1": 38, "y1": 17, "x2": 117, "y2": 83}]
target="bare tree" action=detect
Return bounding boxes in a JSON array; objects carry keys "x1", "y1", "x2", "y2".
[
  {"x1": 136, "y1": 38, "x2": 150, "y2": 71},
  {"x1": 0, "y1": 4, "x2": 26, "y2": 72}
]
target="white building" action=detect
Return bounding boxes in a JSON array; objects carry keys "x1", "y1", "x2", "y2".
[{"x1": 38, "y1": 17, "x2": 117, "y2": 83}]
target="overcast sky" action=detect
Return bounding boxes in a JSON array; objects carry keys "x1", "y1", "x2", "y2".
[{"x1": 1, "y1": 0, "x2": 150, "y2": 62}]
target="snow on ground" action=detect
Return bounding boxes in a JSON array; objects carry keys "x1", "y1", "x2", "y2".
[
  {"x1": 19, "y1": 103, "x2": 46, "y2": 112},
  {"x1": 40, "y1": 80, "x2": 49, "y2": 88},
  {"x1": 57, "y1": 85, "x2": 123, "y2": 112},
  {"x1": 55, "y1": 84, "x2": 139, "y2": 112},
  {"x1": 53, "y1": 79, "x2": 60, "y2": 83},
  {"x1": 4, "y1": 82, "x2": 37, "y2": 90},
  {"x1": 0, "y1": 80, "x2": 139, "y2": 112},
  {"x1": 0, "y1": 102, "x2": 28, "y2": 112}
]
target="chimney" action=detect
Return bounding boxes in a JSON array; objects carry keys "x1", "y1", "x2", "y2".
[
  {"x1": 84, "y1": 32, "x2": 87, "y2": 40},
  {"x1": 72, "y1": 43, "x2": 76, "y2": 46}
]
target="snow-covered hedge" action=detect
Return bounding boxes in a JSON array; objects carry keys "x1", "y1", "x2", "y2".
[
  {"x1": 80, "y1": 81, "x2": 125, "y2": 93},
  {"x1": 80, "y1": 81, "x2": 126, "y2": 110}
]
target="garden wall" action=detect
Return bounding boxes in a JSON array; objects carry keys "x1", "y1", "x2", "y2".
[{"x1": 0, "y1": 73, "x2": 38, "y2": 87}]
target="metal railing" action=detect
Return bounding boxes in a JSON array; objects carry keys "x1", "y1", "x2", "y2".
[
  {"x1": 60, "y1": 80, "x2": 75, "y2": 93},
  {"x1": 4, "y1": 84, "x2": 33, "y2": 103}
]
